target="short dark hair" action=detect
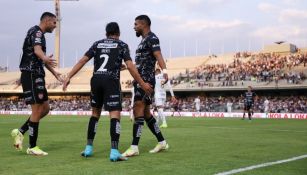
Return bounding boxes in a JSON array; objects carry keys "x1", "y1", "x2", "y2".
[
  {"x1": 135, "y1": 15, "x2": 151, "y2": 26},
  {"x1": 40, "y1": 12, "x2": 56, "y2": 21},
  {"x1": 106, "y1": 22, "x2": 120, "y2": 37}
]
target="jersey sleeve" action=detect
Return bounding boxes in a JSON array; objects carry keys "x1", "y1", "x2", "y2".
[
  {"x1": 148, "y1": 36, "x2": 161, "y2": 52},
  {"x1": 121, "y1": 43, "x2": 132, "y2": 62},
  {"x1": 31, "y1": 30, "x2": 43, "y2": 47},
  {"x1": 84, "y1": 42, "x2": 97, "y2": 59}
]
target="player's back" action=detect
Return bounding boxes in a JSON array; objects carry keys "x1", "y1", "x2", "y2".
[{"x1": 86, "y1": 38, "x2": 130, "y2": 80}]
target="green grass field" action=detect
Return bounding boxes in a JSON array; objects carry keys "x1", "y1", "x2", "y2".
[{"x1": 1, "y1": 115, "x2": 307, "y2": 175}]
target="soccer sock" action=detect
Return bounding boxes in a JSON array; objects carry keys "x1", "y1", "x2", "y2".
[
  {"x1": 132, "y1": 117, "x2": 144, "y2": 146},
  {"x1": 87, "y1": 116, "x2": 99, "y2": 145},
  {"x1": 28, "y1": 121, "x2": 39, "y2": 148},
  {"x1": 243, "y1": 112, "x2": 245, "y2": 119},
  {"x1": 248, "y1": 112, "x2": 251, "y2": 120},
  {"x1": 146, "y1": 115, "x2": 165, "y2": 142},
  {"x1": 110, "y1": 118, "x2": 120, "y2": 150},
  {"x1": 19, "y1": 117, "x2": 30, "y2": 134},
  {"x1": 158, "y1": 108, "x2": 166, "y2": 124}
]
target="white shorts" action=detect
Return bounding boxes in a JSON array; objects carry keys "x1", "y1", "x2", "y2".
[{"x1": 155, "y1": 98, "x2": 166, "y2": 106}]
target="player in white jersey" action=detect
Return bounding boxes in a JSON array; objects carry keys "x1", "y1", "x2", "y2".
[
  {"x1": 264, "y1": 98, "x2": 270, "y2": 116},
  {"x1": 154, "y1": 68, "x2": 176, "y2": 128},
  {"x1": 194, "y1": 96, "x2": 201, "y2": 117}
]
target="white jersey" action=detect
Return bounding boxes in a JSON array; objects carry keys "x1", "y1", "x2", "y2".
[
  {"x1": 194, "y1": 97, "x2": 201, "y2": 110},
  {"x1": 264, "y1": 99, "x2": 269, "y2": 112},
  {"x1": 154, "y1": 73, "x2": 174, "y2": 99}
]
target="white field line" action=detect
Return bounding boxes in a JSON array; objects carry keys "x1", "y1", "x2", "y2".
[
  {"x1": 207, "y1": 126, "x2": 307, "y2": 133},
  {"x1": 215, "y1": 154, "x2": 307, "y2": 175}
]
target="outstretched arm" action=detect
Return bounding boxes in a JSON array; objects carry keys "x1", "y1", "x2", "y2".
[{"x1": 63, "y1": 56, "x2": 90, "y2": 91}]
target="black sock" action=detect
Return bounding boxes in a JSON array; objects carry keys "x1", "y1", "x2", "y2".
[
  {"x1": 146, "y1": 115, "x2": 164, "y2": 142},
  {"x1": 248, "y1": 112, "x2": 251, "y2": 120},
  {"x1": 110, "y1": 118, "x2": 120, "y2": 149},
  {"x1": 28, "y1": 121, "x2": 39, "y2": 148},
  {"x1": 243, "y1": 112, "x2": 245, "y2": 119},
  {"x1": 19, "y1": 117, "x2": 30, "y2": 134},
  {"x1": 87, "y1": 116, "x2": 99, "y2": 145},
  {"x1": 132, "y1": 117, "x2": 144, "y2": 145}
]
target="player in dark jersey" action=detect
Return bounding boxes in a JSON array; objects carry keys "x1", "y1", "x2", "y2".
[
  {"x1": 242, "y1": 86, "x2": 257, "y2": 120},
  {"x1": 63, "y1": 22, "x2": 152, "y2": 162},
  {"x1": 122, "y1": 15, "x2": 169, "y2": 157},
  {"x1": 11, "y1": 12, "x2": 62, "y2": 156}
]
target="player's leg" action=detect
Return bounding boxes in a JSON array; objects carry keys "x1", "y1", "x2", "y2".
[
  {"x1": 81, "y1": 77, "x2": 102, "y2": 157},
  {"x1": 109, "y1": 111, "x2": 128, "y2": 161},
  {"x1": 81, "y1": 107, "x2": 101, "y2": 157},
  {"x1": 26, "y1": 101, "x2": 49, "y2": 156},
  {"x1": 144, "y1": 105, "x2": 169, "y2": 153},
  {"x1": 122, "y1": 100, "x2": 145, "y2": 157}
]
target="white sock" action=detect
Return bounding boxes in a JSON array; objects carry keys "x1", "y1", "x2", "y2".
[
  {"x1": 159, "y1": 140, "x2": 166, "y2": 145},
  {"x1": 158, "y1": 108, "x2": 166, "y2": 124},
  {"x1": 131, "y1": 145, "x2": 138, "y2": 150}
]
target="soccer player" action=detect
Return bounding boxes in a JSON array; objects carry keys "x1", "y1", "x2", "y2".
[
  {"x1": 122, "y1": 15, "x2": 169, "y2": 157},
  {"x1": 242, "y1": 86, "x2": 257, "y2": 120},
  {"x1": 154, "y1": 68, "x2": 176, "y2": 128},
  {"x1": 194, "y1": 96, "x2": 201, "y2": 117},
  {"x1": 171, "y1": 99, "x2": 181, "y2": 117},
  {"x1": 227, "y1": 100, "x2": 233, "y2": 113},
  {"x1": 11, "y1": 12, "x2": 62, "y2": 156},
  {"x1": 264, "y1": 98, "x2": 270, "y2": 117},
  {"x1": 62, "y1": 22, "x2": 152, "y2": 161}
]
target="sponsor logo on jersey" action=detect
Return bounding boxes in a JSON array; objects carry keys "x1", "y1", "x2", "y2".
[
  {"x1": 35, "y1": 38, "x2": 41, "y2": 43},
  {"x1": 36, "y1": 31, "x2": 42, "y2": 38},
  {"x1": 97, "y1": 43, "x2": 118, "y2": 48},
  {"x1": 152, "y1": 44, "x2": 160, "y2": 48}
]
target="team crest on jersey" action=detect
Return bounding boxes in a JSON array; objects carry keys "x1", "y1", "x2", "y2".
[
  {"x1": 38, "y1": 93, "x2": 44, "y2": 99},
  {"x1": 36, "y1": 31, "x2": 42, "y2": 38}
]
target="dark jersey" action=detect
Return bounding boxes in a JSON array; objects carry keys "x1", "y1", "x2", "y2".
[
  {"x1": 135, "y1": 32, "x2": 161, "y2": 85},
  {"x1": 243, "y1": 91, "x2": 256, "y2": 104},
  {"x1": 85, "y1": 38, "x2": 131, "y2": 80},
  {"x1": 19, "y1": 25, "x2": 46, "y2": 76}
]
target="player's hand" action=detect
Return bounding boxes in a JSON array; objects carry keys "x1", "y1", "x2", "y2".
[
  {"x1": 171, "y1": 96, "x2": 177, "y2": 103},
  {"x1": 120, "y1": 64, "x2": 127, "y2": 71},
  {"x1": 54, "y1": 72, "x2": 64, "y2": 83},
  {"x1": 140, "y1": 82, "x2": 153, "y2": 95},
  {"x1": 43, "y1": 54, "x2": 57, "y2": 68},
  {"x1": 163, "y1": 73, "x2": 168, "y2": 85},
  {"x1": 13, "y1": 79, "x2": 21, "y2": 89},
  {"x1": 62, "y1": 78, "x2": 70, "y2": 91}
]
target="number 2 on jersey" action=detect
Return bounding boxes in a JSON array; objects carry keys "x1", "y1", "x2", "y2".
[{"x1": 97, "y1": 54, "x2": 109, "y2": 72}]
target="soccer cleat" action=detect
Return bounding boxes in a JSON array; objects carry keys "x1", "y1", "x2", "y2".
[
  {"x1": 26, "y1": 146, "x2": 48, "y2": 156},
  {"x1": 149, "y1": 142, "x2": 169, "y2": 153},
  {"x1": 121, "y1": 146, "x2": 139, "y2": 157},
  {"x1": 110, "y1": 149, "x2": 128, "y2": 162},
  {"x1": 160, "y1": 123, "x2": 168, "y2": 128},
  {"x1": 11, "y1": 129, "x2": 24, "y2": 151},
  {"x1": 81, "y1": 145, "x2": 93, "y2": 157}
]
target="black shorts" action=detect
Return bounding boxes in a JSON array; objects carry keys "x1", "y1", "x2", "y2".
[
  {"x1": 90, "y1": 76, "x2": 122, "y2": 111},
  {"x1": 20, "y1": 71, "x2": 48, "y2": 105},
  {"x1": 244, "y1": 102, "x2": 253, "y2": 110},
  {"x1": 133, "y1": 81, "x2": 154, "y2": 105}
]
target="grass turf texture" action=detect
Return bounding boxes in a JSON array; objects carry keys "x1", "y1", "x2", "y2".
[{"x1": 1, "y1": 115, "x2": 307, "y2": 175}]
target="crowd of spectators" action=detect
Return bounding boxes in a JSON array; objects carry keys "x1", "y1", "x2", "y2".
[
  {"x1": 1, "y1": 95, "x2": 306, "y2": 113},
  {"x1": 171, "y1": 52, "x2": 307, "y2": 88}
]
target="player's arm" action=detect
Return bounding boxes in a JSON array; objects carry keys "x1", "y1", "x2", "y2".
[
  {"x1": 154, "y1": 51, "x2": 168, "y2": 85},
  {"x1": 34, "y1": 45, "x2": 57, "y2": 68},
  {"x1": 125, "y1": 60, "x2": 153, "y2": 95},
  {"x1": 45, "y1": 64, "x2": 63, "y2": 82},
  {"x1": 166, "y1": 80, "x2": 177, "y2": 102},
  {"x1": 63, "y1": 56, "x2": 90, "y2": 91}
]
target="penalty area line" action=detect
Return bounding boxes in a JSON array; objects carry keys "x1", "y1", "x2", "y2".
[{"x1": 215, "y1": 154, "x2": 307, "y2": 175}]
